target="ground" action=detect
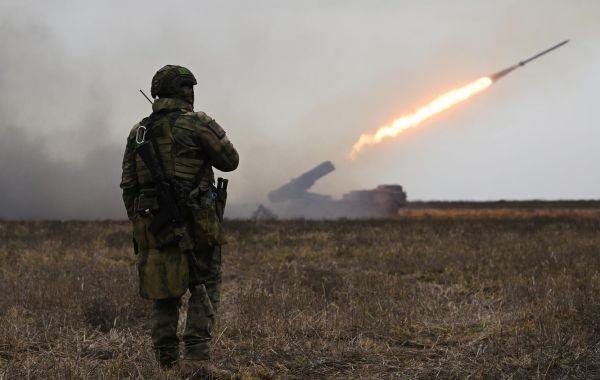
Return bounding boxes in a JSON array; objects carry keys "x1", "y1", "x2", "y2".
[{"x1": 1, "y1": 207, "x2": 600, "y2": 379}]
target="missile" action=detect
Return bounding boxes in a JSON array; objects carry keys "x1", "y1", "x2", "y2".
[{"x1": 490, "y1": 39, "x2": 569, "y2": 81}]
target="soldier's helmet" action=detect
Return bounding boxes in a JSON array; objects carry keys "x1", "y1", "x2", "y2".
[{"x1": 150, "y1": 65, "x2": 197, "y2": 100}]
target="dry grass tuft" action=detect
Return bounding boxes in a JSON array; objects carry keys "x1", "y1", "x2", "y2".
[{"x1": 1, "y1": 210, "x2": 600, "y2": 378}]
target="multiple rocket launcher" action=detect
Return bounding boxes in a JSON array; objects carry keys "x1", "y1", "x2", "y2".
[
  {"x1": 268, "y1": 161, "x2": 407, "y2": 218},
  {"x1": 268, "y1": 40, "x2": 570, "y2": 218}
]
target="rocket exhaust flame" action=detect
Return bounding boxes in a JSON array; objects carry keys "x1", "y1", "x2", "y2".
[
  {"x1": 348, "y1": 40, "x2": 569, "y2": 159},
  {"x1": 349, "y1": 77, "x2": 493, "y2": 159}
]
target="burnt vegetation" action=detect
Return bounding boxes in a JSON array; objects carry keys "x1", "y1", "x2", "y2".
[{"x1": 1, "y1": 208, "x2": 600, "y2": 378}]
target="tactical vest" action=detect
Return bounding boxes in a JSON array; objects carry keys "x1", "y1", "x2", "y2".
[{"x1": 135, "y1": 111, "x2": 206, "y2": 196}]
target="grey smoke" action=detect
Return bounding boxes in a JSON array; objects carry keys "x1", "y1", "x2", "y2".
[
  {"x1": 0, "y1": 127, "x2": 123, "y2": 219},
  {"x1": 1, "y1": 1, "x2": 599, "y2": 219},
  {"x1": 0, "y1": 8, "x2": 123, "y2": 219}
]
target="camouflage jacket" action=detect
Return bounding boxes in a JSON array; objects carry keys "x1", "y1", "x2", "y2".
[
  {"x1": 120, "y1": 98, "x2": 238, "y2": 299},
  {"x1": 120, "y1": 98, "x2": 239, "y2": 220}
]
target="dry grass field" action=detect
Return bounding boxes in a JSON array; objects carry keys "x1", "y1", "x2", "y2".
[{"x1": 2, "y1": 208, "x2": 600, "y2": 379}]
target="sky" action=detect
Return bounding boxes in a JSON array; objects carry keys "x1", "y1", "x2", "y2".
[{"x1": 0, "y1": 0, "x2": 598, "y2": 219}]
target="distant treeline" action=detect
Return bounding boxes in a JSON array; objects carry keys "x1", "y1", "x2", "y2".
[{"x1": 408, "y1": 200, "x2": 600, "y2": 209}]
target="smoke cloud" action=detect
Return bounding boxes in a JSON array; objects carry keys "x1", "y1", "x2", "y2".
[
  {"x1": 0, "y1": 1, "x2": 599, "y2": 219},
  {"x1": 0, "y1": 7, "x2": 122, "y2": 219}
]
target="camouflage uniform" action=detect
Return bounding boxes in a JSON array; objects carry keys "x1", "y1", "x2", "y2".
[{"x1": 120, "y1": 65, "x2": 239, "y2": 368}]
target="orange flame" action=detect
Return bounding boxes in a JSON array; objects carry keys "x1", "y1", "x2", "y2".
[{"x1": 349, "y1": 76, "x2": 493, "y2": 159}]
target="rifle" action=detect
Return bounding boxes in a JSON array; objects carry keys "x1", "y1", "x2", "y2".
[{"x1": 135, "y1": 138, "x2": 198, "y2": 278}]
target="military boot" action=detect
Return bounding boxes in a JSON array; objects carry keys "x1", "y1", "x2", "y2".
[
  {"x1": 155, "y1": 349, "x2": 179, "y2": 369},
  {"x1": 179, "y1": 359, "x2": 233, "y2": 379}
]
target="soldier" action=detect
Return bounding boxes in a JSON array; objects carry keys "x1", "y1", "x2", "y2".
[{"x1": 120, "y1": 65, "x2": 239, "y2": 377}]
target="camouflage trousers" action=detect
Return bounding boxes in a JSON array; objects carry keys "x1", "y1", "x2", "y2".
[{"x1": 151, "y1": 245, "x2": 222, "y2": 367}]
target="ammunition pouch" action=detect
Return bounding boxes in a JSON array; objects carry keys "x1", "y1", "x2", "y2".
[{"x1": 188, "y1": 187, "x2": 225, "y2": 247}]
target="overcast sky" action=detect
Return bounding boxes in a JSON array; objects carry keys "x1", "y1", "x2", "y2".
[{"x1": 0, "y1": 0, "x2": 598, "y2": 219}]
